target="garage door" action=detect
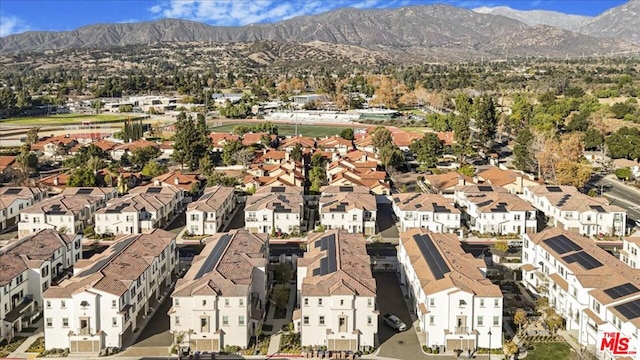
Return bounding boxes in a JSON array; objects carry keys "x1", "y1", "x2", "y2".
[
  {"x1": 446, "y1": 339, "x2": 463, "y2": 352},
  {"x1": 70, "y1": 340, "x2": 100, "y2": 353},
  {"x1": 195, "y1": 339, "x2": 219, "y2": 351},
  {"x1": 328, "y1": 339, "x2": 357, "y2": 351}
]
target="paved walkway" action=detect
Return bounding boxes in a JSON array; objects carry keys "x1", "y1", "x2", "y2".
[
  {"x1": 557, "y1": 329, "x2": 581, "y2": 351},
  {"x1": 266, "y1": 333, "x2": 282, "y2": 356},
  {"x1": 8, "y1": 330, "x2": 44, "y2": 359}
]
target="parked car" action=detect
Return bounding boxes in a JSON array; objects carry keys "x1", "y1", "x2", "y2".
[{"x1": 383, "y1": 314, "x2": 407, "y2": 332}]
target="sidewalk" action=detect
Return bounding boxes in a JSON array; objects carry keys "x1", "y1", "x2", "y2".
[
  {"x1": 8, "y1": 330, "x2": 44, "y2": 359},
  {"x1": 557, "y1": 329, "x2": 581, "y2": 352}
]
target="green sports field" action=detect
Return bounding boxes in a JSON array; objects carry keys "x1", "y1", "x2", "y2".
[
  {"x1": 210, "y1": 122, "x2": 365, "y2": 138},
  {"x1": 1, "y1": 114, "x2": 142, "y2": 126}
]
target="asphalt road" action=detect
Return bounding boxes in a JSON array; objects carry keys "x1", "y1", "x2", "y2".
[{"x1": 592, "y1": 175, "x2": 640, "y2": 229}]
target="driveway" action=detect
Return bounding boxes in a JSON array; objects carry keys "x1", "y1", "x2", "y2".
[
  {"x1": 374, "y1": 272, "x2": 422, "y2": 360},
  {"x1": 132, "y1": 283, "x2": 174, "y2": 347},
  {"x1": 165, "y1": 211, "x2": 186, "y2": 235},
  {"x1": 223, "y1": 203, "x2": 245, "y2": 231},
  {"x1": 376, "y1": 203, "x2": 399, "y2": 241}
]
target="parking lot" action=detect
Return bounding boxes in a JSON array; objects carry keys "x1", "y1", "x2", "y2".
[{"x1": 374, "y1": 272, "x2": 422, "y2": 359}]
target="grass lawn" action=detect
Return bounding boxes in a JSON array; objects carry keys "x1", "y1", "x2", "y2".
[
  {"x1": 210, "y1": 122, "x2": 363, "y2": 138},
  {"x1": 1, "y1": 114, "x2": 140, "y2": 126},
  {"x1": 526, "y1": 342, "x2": 571, "y2": 360},
  {"x1": 400, "y1": 126, "x2": 429, "y2": 133}
]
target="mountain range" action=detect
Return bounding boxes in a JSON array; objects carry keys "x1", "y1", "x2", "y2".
[{"x1": 0, "y1": 1, "x2": 639, "y2": 60}]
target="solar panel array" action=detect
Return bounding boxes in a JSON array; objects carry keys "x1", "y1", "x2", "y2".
[
  {"x1": 76, "y1": 188, "x2": 94, "y2": 195},
  {"x1": 590, "y1": 205, "x2": 606, "y2": 213},
  {"x1": 562, "y1": 251, "x2": 603, "y2": 270},
  {"x1": 194, "y1": 234, "x2": 231, "y2": 279},
  {"x1": 477, "y1": 186, "x2": 494, "y2": 192},
  {"x1": 433, "y1": 204, "x2": 451, "y2": 213},
  {"x1": 338, "y1": 186, "x2": 354, "y2": 192},
  {"x1": 105, "y1": 202, "x2": 131, "y2": 213},
  {"x1": 543, "y1": 235, "x2": 582, "y2": 254},
  {"x1": 47, "y1": 204, "x2": 66, "y2": 215},
  {"x1": 329, "y1": 202, "x2": 349, "y2": 212},
  {"x1": 147, "y1": 187, "x2": 162, "y2": 193},
  {"x1": 490, "y1": 202, "x2": 508, "y2": 213},
  {"x1": 271, "y1": 187, "x2": 286, "y2": 193},
  {"x1": 546, "y1": 186, "x2": 562, "y2": 192},
  {"x1": 4, "y1": 188, "x2": 22, "y2": 195},
  {"x1": 77, "y1": 235, "x2": 137, "y2": 277},
  {"x1": 312, "y1": 234, "x2": 338, "y2": 276},
  {"x1": 604, "y1": 283, "x2": 640, "y2": 299},
  {"x1": 614, "y1": 299, "x2": 640, "y2": 320},
  {"x1": 556, "y1": 194, "x2": 572, "y2": 207},
  {"x1": 413, "y1": 234, "x2": 450, "y2": 280}
]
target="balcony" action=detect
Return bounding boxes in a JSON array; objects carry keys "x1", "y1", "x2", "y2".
[{"x1": 454, "y1": 326, "x2": 468, "y2": 335}]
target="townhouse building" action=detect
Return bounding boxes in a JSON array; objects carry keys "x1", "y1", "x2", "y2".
[
  {"x1": 521, "y1": 228, "x2": 640, "y2": 358},
  {"x1": 620, "y1": 236, "x2": 640, "y2": 269},
  {"x1": 94, "y1": 185, "x2": 183, "y2": 235},
  {"x1": 454, "y1": 185, "x2": 537, "y2": 235},
  {"x1": 0, "y1": 187, "x2": 46, "y2": 232},
  {"x1": 185, "y1": 186, "x2": 236, "y2": 235},
  {"x1": 390, "y1": 193, "x2": 460, "y2": 233},
  {"x1": 110, "y1": 139, "x2": 159, "y2": 161},
  {"x1": 423, "y1": 172, "x2": 472, "y2": 196},
  {"x1": 523, "y1": 185, "x2": 626, "y2": 237},
  {"x1": 0, "y1": 230, "x2": 82, "y2": 343},
  {"x1": 152, "y1": 170, "x2": 202, "y2": 199},
  {"x1": 294, "y1": 231, "x2": 377, "y2": 351},
  {"x1": 316, "y1": 136, "x2": 354, "y2": 155},
  {"x1": 398, "y1": 229, "x2": 503, "y2": 351},
  {"x1": 319, "y1": 191, "x2": 377, "y2": 235},
  {"x1": 245, "y1": 193, "x2": 304, "y2": 234},
  {"x1": 474, "y1": 167, "x2": 538, "y2": 194},
  {"x1": 43, "y1": 229, "x2": 177, "y2": 353},
  {"x1": 18, "y1": 187, "x2": 117, "y2": 237},
  {"x1": 169, "y1": 230, "x2": 268, "y2": 352}
]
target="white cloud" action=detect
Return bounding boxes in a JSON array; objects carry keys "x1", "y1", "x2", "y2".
[
  {"x1": 147, "y1": 0, "x2": 414, "y2": 26},
  {"x1": 0, "y1": 14, "x2": 30, "y2": 37}
]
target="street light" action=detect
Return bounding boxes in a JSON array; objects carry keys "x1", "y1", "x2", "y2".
[{"x1": 488, "y1": 329, "x2": 492, "y2": 360}]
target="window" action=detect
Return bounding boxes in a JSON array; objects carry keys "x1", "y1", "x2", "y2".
[
  {"x1": 367, "y1": 298, "x2": 372, "y2": 307},
  {"x1": 239, "y1": 316, "x2": 245, "y2": 326},
  {"x1": 480, "y1": 299, "x2": 485, "y2": 307},
  {"x1": 493, "y1": 316, "x2": 500, "y2": 326},
  {"x1": 340, "y1": 299, "x2": 344, "y2": 306},
  {"x1": 175, "y1": 299, "x2": 180, "y2": 306},
  {"x1": 200, "y1": 317, "x2": 209, "y2": 332},
  {"x1": 429, "y1": 298, "x2": 435, "y2": 307},
  {"x1": 304, "y1": 298, "x2": 309, "y2": 306},
  {"x1": 46, "y1": 318, "x2": 53, "y2": 327},
  {"x1": 429, "y1": 316, "x2": 435, "y2": 325},
  {"x1": 225, "y1": 298, "x2": 230, "y2": 306},
  {"x1": 61, "y1": 300, "x2": 66, "y2": 308},
  {"x1": 202, "y1": 300, "x2": 207, "y2": 306},
  {"x1": 62, "y1": 318, "x2": 69, "y2": 327},
  {"x1": 112, "y1": 300, "x2": 117, "y2": 308},
  {"x1": 459, "y1": 299, "x2": 467, "y2": 306},
  {"x1": 319, "y1": 316, "x2": 325, "y2": 325},
  {"x1": 494, "y1": 299, "x2": 499, "y2": 307},
  {"x1": 239, "y1": 298, "x2": 244, "y2": 306},
  {"x1": 175, "y1": 316, "x2": 180, "y2": 325},
  {"x1": 303, "y1": 316, "x2": 310, "y2": 325},
  {"x1": 477, "y1": 316, "x2": 484, "y2": 326},
  {"x1": 46, "y1": 300, "x2": 51, "y2": 309},
  {"x1": 367, "y1": 316, "x2": 372, "y2": 325},
  {"x1": 318, "y1": 298, "x2": 323, "y2": 306},
  {"x1": 592, "y1": 300, "x2": 601, "y2": 313},
  {"x1": 222, "y1": 316, "x2": 229, "y2": 326}
]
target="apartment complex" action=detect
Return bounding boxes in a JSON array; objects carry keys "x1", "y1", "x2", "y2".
[
  {"x1": 295, "y1": 231, "x2": 377, "y2": 351},
  {"x1": 398, "y1": 229, "x2": 503, "y2": 350},
  {"x1": 620, "y1": 236, "x2": 640, "y2": 269},
  {"x1": 185, "y1": 186, "x2": 236, "y2": 235},
  {"x1": 170, "y1": 230, "x2": 268, "y2": 352},
  {"x1": 390, "y1": 193, "x2": 460, "y2": 233},
  {"x1": 244, "y1": 193, "x2": 303, "y2": 234},
  {"x1": 0, "y1": 187, "x2": 46, "y2": 232},
  {"x1": 454, "y1": 185, "x2": 537, "y2": 235},
  {"x1": 18, "y1": 187, "x2": 117, "y2": 237},
  {"x1": 523, "y1": 185, "x2": 626, "y2": 237},
  {"x1": 319, "y1": 191, "x2": 377, "y2": 235},
  {"x1": 521, "y1": 228, "x2": 640, "y2": 358},
  {"x1": 43, "y1": 229, "x2": 177, "y2": 353},
  {"x1": 0, "y1": 230, "x2": 82, "y2": 343}
]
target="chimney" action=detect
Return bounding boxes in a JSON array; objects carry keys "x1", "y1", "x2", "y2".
[
  {"x1": 154, "y1": 179, "x2": 161, "y2": 186},
  {"x1": 53, "y1": 176, "x2": 59, "y2": 186},
  {"x1": 174, "y1": 177, "x2": 180, "y2": 185},
  {"x1": 263, "y1": 148, "x2": 267, "y2": 155},
  {"x1": 332, "y1": 152, "x2": 340, "y2": 162},
  {"x1": 458, "y1": 177, "x2": 466, "y2": 186},
  {"x1": 285, "y1": 151, "x2": 290, "y2": 161}
]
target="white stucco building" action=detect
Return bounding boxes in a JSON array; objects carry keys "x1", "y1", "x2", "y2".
[
  {"x1": 244, "y1": 193, "x2": 303, "y2": 234},
  {"x1": 43, "y1": 229, "x2": 177, "y2": 353},
  {"x1": 398, "y1": 229, "x2": 503, "y2": 351},
  {"x1": 454, "y1": 185, "x2": 537, "y2": 235},
  {"x1": 620, "y1": 236, "x2": 640, "y2": 269},
  {"x1": 0, "y1": 187, "x2": 46, "y2": 232},
  {"x1": 18, "y1": 187, "x2": 117, "y2": 237},
  {"x1": 169, "y1": 230, "x2": 268, "y2": 352},
  {"x1": 521, "y1": 228, "x2": 640, "y2": 358},
  {"x1": 390, "y1": 193, "x2": 460, "y2": 233},
  {"x1": 0, "y1": 230, "x2": 82, "y2": 343},
  {"x1": 185, "y1": 186, "x2": 236, "y2": 235},
  {"x1": 94, "y1": 185, "x2": 183, "y2": 235},
  {"x1": 523, "y1": 185, "x2": 626, "y2": 237},
  {"x1": 294, "y1": 231, "x2": 377, "y2": 351},
  {"x1": 319, "y1": 191, "x2": 377, "y2": 235}
]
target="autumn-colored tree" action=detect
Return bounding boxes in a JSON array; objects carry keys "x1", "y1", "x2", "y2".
[
  {"x1": 495, "y1": 240, "x2": 510, "y2": 254},
  {"x1": 372, "y1": 76, "x2": 398, "y2": 109},
  {"x1": 513, "y1": 309, "x2": 527, "y2": 335},
  {"x1": 503, "y1": 340, "x2": 518, "y2": 359},
  {"x1": 555, "y1": 160, "x2": 593, "y2": 189}
]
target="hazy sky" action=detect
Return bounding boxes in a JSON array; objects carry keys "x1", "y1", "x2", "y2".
[{"x1": 0, "y1": 0, "x2": 629, "y2": 37}]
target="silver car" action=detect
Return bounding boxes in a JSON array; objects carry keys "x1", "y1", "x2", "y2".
[{"x1": 383, "y1": 314, "x2": 407, "y2": 332}]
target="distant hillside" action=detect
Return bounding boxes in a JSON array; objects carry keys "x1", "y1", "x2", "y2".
[{"x1": 0, "y1": 4, "x2": 638, "y2": 59}]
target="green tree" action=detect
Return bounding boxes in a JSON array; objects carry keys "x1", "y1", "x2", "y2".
[
  {"x1": 474, "y1": 95, "x2": 497, "y2": 151},
  {"x1": 605, "y1": 127, "x2": 640, "y2": 160},
  {"x1": 340, "y1": 128, "x2": 355, "y2": 140},
  {"x1": 66, "y1": 144, "x2": 109, "y2": 168},
  {"x1": 0, "y1": 87, "x2": 17, "y2": 112},
  {"x1": 26, "y1": 128, "x2": 40, "y2": 146},
  {"x1": 68, "y1": 167, "x2": 97, "y2": 187},
  {"x1": 290, "y1": 143, "x2": 303, "y2": 162},
  {"x1": 311, "y1": 152, "x2": 328, "y2": 168},
  {"x1": 199, "y1": 153, "x2": 215, "y2": 176},
  {"x1": 615, "y1": 168, "x2": 632, "y2": 181},
  {"x1": 130, "y1": 146, "x2": 161, "y2": 168},
  {"x1": 91, "y1": 100, "x2": 103, "y2": 114},
  {"x1": 172, "y1": 112, "x2": 211, "y2": 170},
  {"x1": 378, "y1": 144, "x2": 404, "y2": 170},
  {"x1": 457, "y1": 165, "x2": 475, "y2": 177},
  {"x1": 309, "y1": 166, "x2": 326, "y2": 192},
  {"x1": 118, "y1": 104, "x2": 133, "y2": 112},
  {"x1": 409, "y1": 133, "x2": 443, "y2": 168},
  {"x1": 372, "y1": 126, "x2": 393, "y2": 150},
  {"x1": 513, "y1": 126, "x2": 534, "y2": 173},
  {"x1": 16, "y1": 146, "x2": 38, "y2": 171},
  {"x1": 141, "y1": 161, "x2": 168, "y2": 177},
  {"x1": 207, "y1": 172, "x2": 238, "y2": 187},
  {"x1": 222, "y1": 140, "x2": 245, "y2": 166},
  {"x1": 584, "y1": 128, "x2": 604, "y2": 151},
  {"x1": 454, "y1": 93, "x2": 474, "y2": 120},
  {"x1": 16, "y1": 89, "x2": 32, "y2": 109}
]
